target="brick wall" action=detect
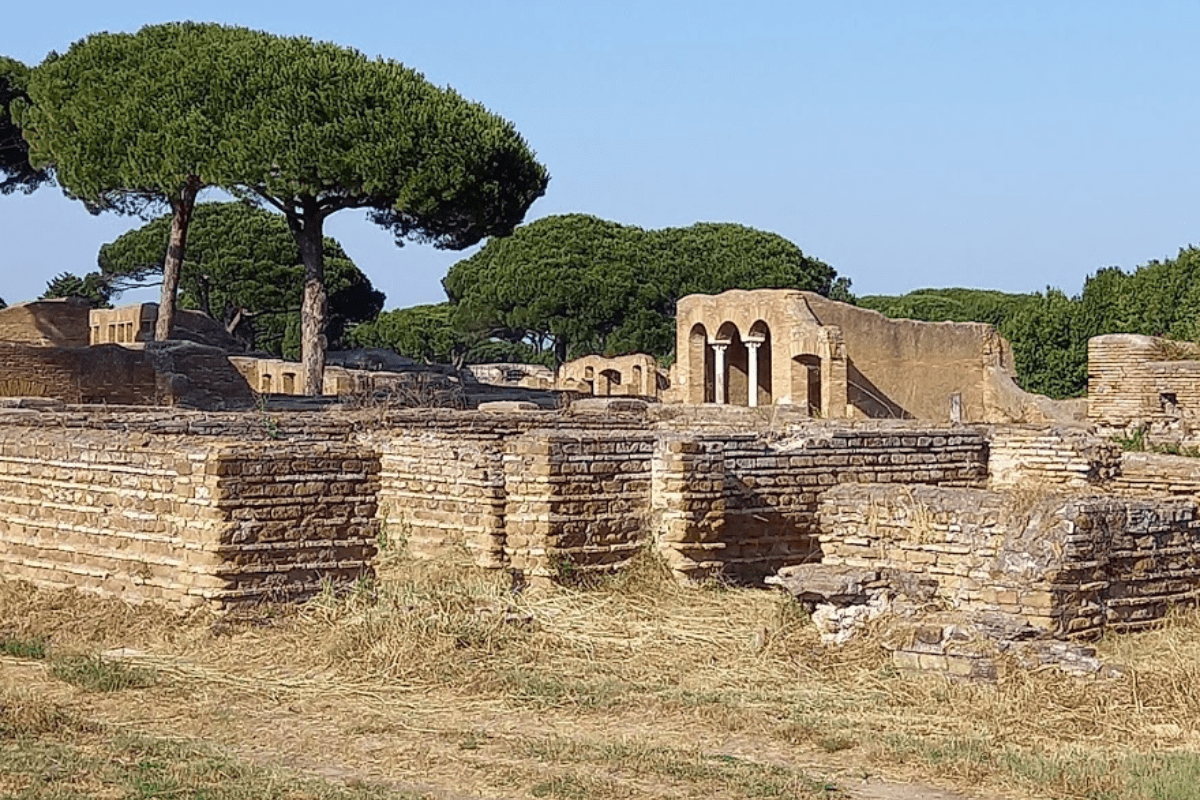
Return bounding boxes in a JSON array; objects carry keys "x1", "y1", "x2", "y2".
[
  {"x1": 505, "y1": 431, "x2": 655, "y2": 581},
  {"x1": 654, "y1": 426, "x2": 989, "y2": 581},
  {"x1": 819, "y1": 484, "x2": 1200, "y2": 637},
  {"x1": 989, "y1": 426, "x2": 1121, "y2": 489},
  {"x1": 1088, "y1": 334, "x2": 1200, "y2": 433},
  {"x1": 0, "y1": 419, "x2": 377, "y2": 608}
]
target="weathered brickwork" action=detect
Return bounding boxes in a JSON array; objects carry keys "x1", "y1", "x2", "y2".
[
  {"x1": 368, "y1": 430, "x2": 508, "y2": 567},
  {"x1": 989, "y1": 426, "x2": 1121, "y2": 489},
  {"x1": 819, "y1": 484, "x2": 1200, "y2": 638},
  {"x1": 1115, "y1": 452, "x2": 1200, "y2": 499},
  {"x1": 1088, "y1": 333, "x2": 1200, "y2": 433},
  {"x1": 505, "y1": 432, "x2": 655, "y2": 580},
  {"x1": 0, "y1": 416, "x2": 377, "y2": 608},
  {"x1": 654, "y1": 427, "x2": 989, "y2": 581}
]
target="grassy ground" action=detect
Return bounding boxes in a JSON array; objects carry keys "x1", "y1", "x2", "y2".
[{"x1": 1, "y1": 549, "x2": 1198, "y2": 799}]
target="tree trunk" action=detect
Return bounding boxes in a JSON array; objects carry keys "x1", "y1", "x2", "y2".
[
  {"x1": 293, "y1": 198, "x2": 327, "y2": 396},
  {"x1": 155, "y1": 177, "x2": 200, "y2": 342}
]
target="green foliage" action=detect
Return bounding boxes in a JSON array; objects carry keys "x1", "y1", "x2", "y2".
[
  {"x1": 348, "y1": 302, "x2": 546, "y2": 365},
  {"x1": 1001, "y1": 288, "x2": 1088, "y2": 398},
  {"x1": 0, "y1": 634, "x2": 46, "y2": 660},
  {"x1": 443, "y1": 214, "x2": 842, "y2": 365},
  {"x1": 0, "y1": 56, "x2": 50, "y2": 194},
  {"x1": 857, "y1": 287, "x2": 1039, "y2": 328},
  {"x1": 863, "y1": 248, "x2": 1200, "y2": 399},
  {"x1": 20, "y1": 26, "x2": 249, "y2": 213},
  {"x1": 23, "y1": 22, "x2": 548, "y2": 389},
  {"x1": 41, "y1": 271, "x2": 113, "y2": 308},
  {"x1": 97, "y1": 203, "x2": 384, "y2": 355}
]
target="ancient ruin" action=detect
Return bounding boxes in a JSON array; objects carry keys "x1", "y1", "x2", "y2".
[{"x1": 1, "y1": 289, "x2": 1199, "y2": 680}]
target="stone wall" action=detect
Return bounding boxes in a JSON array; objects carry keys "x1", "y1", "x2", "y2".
[
  {"x1": 505, "y1": 431, "x2": 655, "y2": 581},
  {"x1": 989, "y1": 426, "x2": 1121, "y2": 490},
  {"x1": 557, "y1": 354, "x2": 665, "y2": 398},
  {"x1": 1115, "y1": 452, "x2": 1200, "y2": 499},
  {"x1": 1088, "y1": 334, "x2": 1200, "y2": 435},
  {"x1": 819, "y1": 484, "x2": 1200, "y2": 637},
  {"x1": 0, "y1": 341, "x2": 254, "y2": 410},
  {"x1": 0, "y1": 299, "x2": 91, "y2": 348},
  {"x1": 0, "y1": 418, "x2": 377, "y2": 608},
  {"x1": 654, "y1": 426, "x2": 990, "y2": 581}
]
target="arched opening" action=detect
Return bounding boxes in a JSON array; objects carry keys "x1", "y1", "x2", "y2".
[
  {"x1": 688, "y1": 323, "x2": 713, "y2": 403},
  {"x1": 631, "y1": 365, "x2": 644, "y2": 396},
  {"x1": 747, "y1": 320, "x2": 772, "y2": 406},
  {"x1": 793, "y1": 355, "x2": 821, "y2": 416},
  {"x1": 584, "y1": 365, "x2": 596, "y2": 395},
  {"x1": 599, "y1": 369, "x2": 622, "y2": 396},
  {"x1": 261, "y1": 374, "x2": 273, "y2": 393},
  {"x1": 716, "y1": 322, "x2": 748, "y2": 406}
]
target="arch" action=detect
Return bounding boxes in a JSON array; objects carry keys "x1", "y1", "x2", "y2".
[
  {"x1": 688, "y1": 323, "x2": 713, "y2": 404},
  {"x1": 747, "y1": 320, "x2": 773, "y2": 407},
  {"x1": 599, "y1": 369, "x2": 622, "y2": 396},
  {"x1": 715, "y1": 322, "x2": 749, "y2": 406}
]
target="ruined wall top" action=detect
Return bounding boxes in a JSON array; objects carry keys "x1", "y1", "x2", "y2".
[{"x1": 0, "y1": 298, "x2": 91, "y2": 348}]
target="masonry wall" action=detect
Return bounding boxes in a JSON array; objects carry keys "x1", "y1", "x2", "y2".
[
  {"x1": 989, "y1": 426, "x2": 1122, "y2": 490},
  {"x1": 1088, "y1": 334, "x2": 1200, "y2": 431},
  {"x1": 0, "y1": 300, "x2": 91, "y2": 348},
  {"x1": 819, "y1": 484, "x2": 1200, "y2": 637},
  {"x1": 654, "y1": 426, "x2": 990, "y2": 581},
  {"x1": 0, "y1": 416, "x2": 377, "y2": 608},
  {"x1": 1115, "y1": 452, "x2": 1200, "y2": 499},
  {"x1": 0, "y1": 342, "x2": 159, "y2": 404},
  {"x1": 505, "y1": 431, "x2": 655, "y2": 580}
]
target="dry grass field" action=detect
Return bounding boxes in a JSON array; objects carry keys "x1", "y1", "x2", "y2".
[{"x1": 1, "y1": 546, "x2": 1199, "y2": 799}]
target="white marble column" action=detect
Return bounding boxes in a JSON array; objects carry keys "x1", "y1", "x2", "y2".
[
  {"x1": 745, "y1": 340, "x2": 761, "y2": 407},
  {"x1": 711, "y1": 343, "x2": 728, "y2": 405}
]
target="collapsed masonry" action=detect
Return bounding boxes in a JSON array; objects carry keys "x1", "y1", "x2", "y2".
[
  {"x1": 4, "y1": 292, "x2": 1200, "y2": 680},
  {"x1": 0, "y1": 400, "x2": 1196, "y2": 675}
]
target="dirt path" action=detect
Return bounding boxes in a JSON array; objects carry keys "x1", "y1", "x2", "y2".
[{"x1": 0, "y1": 653, "x2": 1008, "y2": 800}]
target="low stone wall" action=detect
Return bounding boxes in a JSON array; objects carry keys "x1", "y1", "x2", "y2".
[
  {"x1": 0, "y1": 341, "x2": 253, "y2": 410},
  {"x1": 366, "y1": 429, "x2": 508, "y2": 568},
  {"x1": 0, "y1": 417, "x2": 377, "y2": 608},
  {"x1": 655, "y1": 427, "x2": 989, "y2": 581},
  {"x1": 1115, "y1": 452, "x2": 1200, "y2": 499},
  {"x1": 506, "y1": 431, "x2": 655, "y2": 580},
  {"x1": 989, "y1": 426, "x2": 1121, "y2": 489},
  {"x1": 819, "y1": 484, "x2": 1200, "y2": 637}
]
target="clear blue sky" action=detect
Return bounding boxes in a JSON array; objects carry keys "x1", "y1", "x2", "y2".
[{"x1": 3, "y1": 1, "x2": 1199, "y2": 309}]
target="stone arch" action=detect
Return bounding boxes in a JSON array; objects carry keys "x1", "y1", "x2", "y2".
[
  {"x1": 599, "y1": 369, "x2": 622, "y2": 396},
  {"x1": 747, "y1": 320, "x2": 772, "y2": 407},
  {"x1": 716, "y1": 322, "x2": 749, "y2": 406},
  {"x1": 688, "y1": 323, "x2": 713, "y2": 403}
]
